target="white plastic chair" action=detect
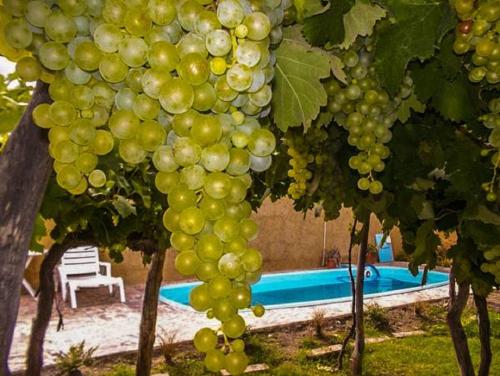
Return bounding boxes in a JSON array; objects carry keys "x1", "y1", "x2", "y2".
[{"x1": 58, "y1": 246, "x2": 125, "y2": 308}]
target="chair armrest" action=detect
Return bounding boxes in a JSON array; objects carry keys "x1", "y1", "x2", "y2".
[{"x1": 99, "y1": 262, "x2": 112, "y2": 277}]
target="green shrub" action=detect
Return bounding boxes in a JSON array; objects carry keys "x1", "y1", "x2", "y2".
[
  {"x1": 365, "y1": 303, "x2": 391, "y2": 333},
  {"x1": 54, "y1": 341, "x2": 97, "y2": 376},
  {"x1": 103, "y1": 363, "x2": 134, "y2": 376}
]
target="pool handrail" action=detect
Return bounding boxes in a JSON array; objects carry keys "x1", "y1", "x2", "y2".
[{"x1": 365, "y1": 264, "x2": 381, "y2": 279}]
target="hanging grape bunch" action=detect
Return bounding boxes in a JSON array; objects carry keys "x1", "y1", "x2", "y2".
[
  {"x1": 453, "y1": 0, "x2": 500, "y2": 84},
  {"x1": 324, "y1": 48, "x2": 396, "y2": 195},
  {"x1": 2, "y1": 0, "x2": 284, "y2": 374}
]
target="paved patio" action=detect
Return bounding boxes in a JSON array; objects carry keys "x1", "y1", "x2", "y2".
[{"x1": 9, "y1": 281, "x2": 450, "y2": 373}]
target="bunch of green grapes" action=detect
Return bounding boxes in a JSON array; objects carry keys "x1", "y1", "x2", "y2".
[
  {"x1": 285, "y1": 132, "x2": 313, "y2": 199},
  {"x1": 453, "y1": 0, "x2": 500, "y2": 84},
  {"x1": 325, "y1": 49, "x2": 395, "y2": 195},
  {"x1": 481, "y1": 245, "x2": 500, "y2": 284},
  {"x1": 2, "y1": 0, "x2": 283, "y2": 374},
  {"x1": 480, "y1": 98, "x2": 500, "y2": 202}
]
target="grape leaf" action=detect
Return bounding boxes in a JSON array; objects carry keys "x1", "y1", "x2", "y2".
[
  {"x1": 112, "y1": 195, "x2": 137, "y2": 218},
  {"x1": 489, "y1": 127, "x2": 500, "y2": 148},
  {"x1": 272, "y1": 39, "x2": 331, "y2": 131},
  {"x1": 339, "y1": 0, "x2": 387, "y2": 49},
  {"x1": 396, "y1": 93, "x2": 426, "y2": 123},
  {"x1": 302, "y1": 0, "x2": 355, "y2": 46},
  {"x1": 374, "y1": 0, "x2": 452, "y2": 95},
  {"x1": 294, "y1": 0, "x2": 328, "y2": 21},
  {"x1": 464, "y1": 205, "x2": 500, "y2": 226}
]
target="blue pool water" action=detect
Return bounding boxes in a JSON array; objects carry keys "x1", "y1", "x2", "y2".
[{"x1": 159, "y1": 266, "x2": 449, "y2": 309}]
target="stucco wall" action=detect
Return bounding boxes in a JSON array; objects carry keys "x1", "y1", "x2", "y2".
[{"x1": 24, "y1": 198, "x2": 403, "y2": 288}]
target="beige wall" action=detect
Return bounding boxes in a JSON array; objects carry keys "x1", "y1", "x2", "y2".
[{"x1": 24, "y1": 198, "x2": 403, "y2": 288}]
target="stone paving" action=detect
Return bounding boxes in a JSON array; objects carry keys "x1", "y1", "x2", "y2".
[{"x1": 9, "y1": 282, "x2": 449, "y2": 373}]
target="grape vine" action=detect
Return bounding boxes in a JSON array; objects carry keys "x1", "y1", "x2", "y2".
[{"x1": 1, "y1": 0, "x2": 284, "y2": 373}]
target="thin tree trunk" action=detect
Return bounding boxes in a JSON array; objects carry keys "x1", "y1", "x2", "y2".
[
  {"x1": 26, "y1": 243, "x2": 67, "y2": 376},
  {"x1": 0, "y1": 82, "x2": 51, "y2": 376},
  {"x1": 136, "y1": 248, "x2": 166, "y2": 376},
  {"x1": 421, "y1": 265, "x2": 428, "y2": 286},
  {"x1": 350, "y1": 217, "x2": 370, "y2": 376},
  {"x1": 337, "y1": 218, "x2": 358, "y2": 370},
  {"x1": 473, "y1": 292, "x2": 491, "y2": 376},
  {"x1": 447, "y1": 271, "x2": 475, "y2": 376}
]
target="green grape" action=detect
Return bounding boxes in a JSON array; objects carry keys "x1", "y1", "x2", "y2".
[
  {"x1": 171, "y1": 231, "x2": 195, "y2": 252},
  {"x1": 138, "y1": 120, "x2": 166, "y2": 151},
  {"x1": 252, "y1": 304, "x2": 265, "y2": 317},
  {"x1": 196, "y1": 261, "x2": 219, "y2": 281},
  {"x1": 147, "y1": 0, "x2": 177, "y2": 26},
  {"x1": 222, "y1": 314, "x2": 246, "y2": 338},
  {"x1": 127, "y1": 67, "x2": 146, "y2": 92},
  {"x1": 175, "y1": 250, "x2": 200, "y2": 275},
  {"x1": 159, "y1": 78, "x2": 194, "y2": 114},
  {"x1": 56, "y1": 165, "x2": 82, "y2": 190},
  {"x1": 168, "y1": 184, "x2": 197, "y2": 211},
  {"x1": 109, "y1": 109, "x2": 139, "y2": 139},
  {"x1": 102, "y1": 0, "x2": 126, "y2": 26},
  {"x1": 119, "y1": 139, "x2": 146, "y2": 164},
  {"x1": 205, "y1": 172, "x2": 231, "y2": 199},
  {"x1": 218, "y1": 252, "x2": 242, "y2": 278},
  {"x1": 69, "y1": 119, "x2": 96, "y2": 145},
  {"x1": 215, "y1": 76, "x2": 238, "y2": 101},
  {"x1": 194, "y1": 328, "x2": 218, "y2": 353},
  {"x1": 93, "y1": 23, "x2": 123, "y2": 53},
  {"x1": 25, "y1": 1, "x2": 51, "y2": 28},
  {"x1": 226, "y1": 63, "x2": 253, "y2": 92},
  {"x1": 178, "y1": 53, "x2": 210, "y2": 86},
  {"x1": 248, "y1": 129, "x2": 276, "y2": 157},
  {"x1": 142, "y1": 68, "x2": 171, "y2": 99},
  {"x1": 71, "y1": 85, "x2": 94, "y2": 109},
  {"x1": 231, "y1": 339, "x2": 245, "y2": 352},
  {"x1": 15, "y1": 56, "x2": 41, "y2": 81},
  {"x1": 239, "y1": 219, "x2": 258, "y2": 241},
  {"x1": 39, "y1": 42, "x2": 70, "y2": 70},
  {"x1": 178, "y1": 0, "x2": 204, "y2": 32},
  {"x1": 133, "y1": 94, "x2": 160, "y2": 120},
  {"x1": 45, "y1": 13, "x2": 77, "y2": 43},
  {"x1": 119, "y1": 37, "x2": 148, "y2": 67},
  {"x1": 206, "y1": 29, "x2": 232, "y2": 56},
  {"x1": 179, "y1": 206, "x2": 205, "y2": 235},
  {"x1": 189, "y1": 283, "x2": 213, "y2": 311},
  {"x1": 75, "y1": 152, "x2": 98, "y2": 174},
  {"x1": 244, "y1": 12, "x2": 271, "y2": 41},
  {"x1": 124, "y1": 8, "x2": 152, "y2": 36},
  {"x1": 196, "y1": 10, "x2": 221, "y2": 35},
  {"x1": 213, "y1": 298, "x2": 236, "y2": 321},
  {"x1": 68, "y1": 177, "x2": 88, "y2": 195},
  {"x1": 193, "y1": 82, "x2": 217, "y2": 111},
  {"x1": 191, "y1": 115, "x2": 222, "y2": 146},
  {"x1": 200, "y1": 196, "x2": 226, "y2": 220},
  {"x1": 204, "y1": 349, "x2": 225, "y2": 372},
  {"x1": 226, "y1": 149, "x2": 250, "y2": 176},
  {"x1": 33, "y1": 104, "x2": 55, "y2": 129},
  {"x1": 180, "y1": 165, "x2": 206, "y2": 190},
  {"x1": 155, "y1": 171, "x2": 180, "y2": 194},
  {"x1": 58, "y1": 0, "x2": 87, "y2": 16},
  {"x1": 92, "y1": 130, "x2": 114, "y2": 155},
  {"x1": 52, "y1": 140, "x2": 79, "y2": 163},
  {"x1": 162, "y1": 208, "x2": 181, "y2": 232},
  {"x1": 235, "y1": 41, "x2": 261, "y2": 67},
  {"x1": 147, "y1": 41, "x2": 179, "y2": 71},
  {"x1": 49, "y1": 101, "x2": 77, "y2": 126},
  {"x1": 4, "y1": 19, "x2": 32, "y2": 49},
  {"x1": 217, "y1": 0, "x2": 244, "y2": 29},
  {"x1": 153, "y1": 145, "x2": 179, "y2": 172},
  {"x1": 196, "y1": 234, "x2": 223, "y2": 262},
  {"x1": 99, "y1": 53, "x2": 128, "y2": 83},
  {"x1": 229, "y1": 286, "x2": 251, "y2": 309},
  {"x1": 241, "y1": 248, "x2": 262, "y2": 272},
  {"x1": 88, "y1": 169, "x2": 106, "y2": 187},
  {"x1": 208, "y1": 275, "x2": 232, "y2": 299},
  {"x1": 173, "y1": 137, "x2": 202, "y2": 166},
  {"x1": 224, "y1": 351, "x2": 249, "y2": 375}
]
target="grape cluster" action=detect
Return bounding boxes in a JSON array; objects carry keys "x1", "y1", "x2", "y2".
[
  {"x1": 2, "y1": 0, "x2": 283, "y2": 374},
  {"x1": 453, "y1": 0, "x2": 500, "y2": 84},
  {"x1": 284, "y1": 126, "x2": 328, "y2": 199},
  {"x1": 325, "y1": 49, "x2": 395, "y2": 194},
  {"x1": 481, "y1": 245, "x2": 500, "y2": 284},
  {"x1": 480, "y1": 98, "x2": 500, "y2": 202}
]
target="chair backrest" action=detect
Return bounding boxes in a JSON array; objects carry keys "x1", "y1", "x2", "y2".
[
  {"x1": 61, "y1": 246, "x2": 100, "y2": 276},
  {"x1": 375, "y1": 233, "x2": 394, "y2": 262}
]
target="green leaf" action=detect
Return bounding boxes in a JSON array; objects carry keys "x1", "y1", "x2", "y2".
[
  {"x1": 302, "y1": 0, "x2": 355, "y2": 46},
  {"x1": 410, "y1": 220, "x2": 440, "y2": 274},
  {"x1": 272, "y1": 39, "x2": 331, "y2": 131},
  {"x1": 396, "y1": 93, "x2": 426, "y2": 123},
  {"x1": 29, "y1": 214, "x2": 46, "y2": 252},
  {"x1": 489, "y1": 127, "x2": 500, "y2": 148},
  {"x1": 464, "y1": 205, "x2": 500, "y2": 226},
  {"x1": 374, "y1": 0, "x2": 452, "y2": 95},
  {"x1": 112, "y1": 195, "x2": 137, "y2": 218},
  {"x1": 294, "y1": 0, "x2": 328, "y2": 21},
  {"x1": 339, "y1": 0, "x2": 387, "y2": 49}
]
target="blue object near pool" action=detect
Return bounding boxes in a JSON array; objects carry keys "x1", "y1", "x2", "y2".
[
  {"x1": 375, "y1": 233, "x2": 394, "y2": 262},
  {"x1": 159, "y1": 266, "x2": 449, "y2": 310}
]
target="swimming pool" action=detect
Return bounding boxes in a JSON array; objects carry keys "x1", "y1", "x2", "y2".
[{"x1": 159, "y1": 266, "x2": 449, "y2": 310}]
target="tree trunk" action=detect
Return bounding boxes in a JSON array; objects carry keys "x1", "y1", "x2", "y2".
[
  {"x1": 26, "y1": 243, "x2": 67, "y2": 376},
  {"x1": 350, "y1": 218, "x2": 370, "y2": 376},
  {"x1": 447, "y1": 271, "x2": 475, "y2": 376},
  {"x1": 0, "y1": 82, "x2": 51, "y2": 376},
  {"x1": 337, "y1": 218, "x2": 358, "y2": 370},
  {"x1": 473, "y1": 292, "x2": 491, "y2": 376},
  {"x1": 136, "y1": 248, "x2": 166, "y2": 376}
]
